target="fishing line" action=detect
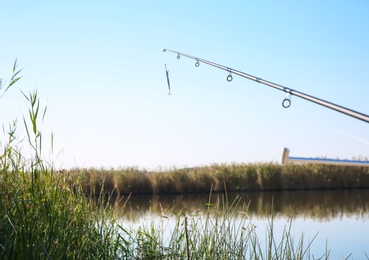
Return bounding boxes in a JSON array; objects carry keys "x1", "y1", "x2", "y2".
[
  {"x1": 192, "y1": 62, "x2": 282, "y2": 106},
  {"x1": 205, "y1": 60, "x2": 369, "y2": 147},
  {"x1": 200, "y1": 64, "x2": 369, "y2": 146},
  {"x1": 292, "y1": 109, "x2": 369, "y2": 147}
]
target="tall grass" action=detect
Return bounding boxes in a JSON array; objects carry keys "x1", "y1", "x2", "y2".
[{"x1": 0, "y1": 70, "x2": 128, "y2": 258}]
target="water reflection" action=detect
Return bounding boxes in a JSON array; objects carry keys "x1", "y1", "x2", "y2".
[
  {"x1": 115, "y1": 190, "x2": 369, "y2": 259},
  {"x1": 117, "y1": 189, "x2": 369, "y2": 221}
]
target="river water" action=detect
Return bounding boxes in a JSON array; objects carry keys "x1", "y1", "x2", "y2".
[{"x1": 117, "y1": 189, "x2": 369, "y2": 259}]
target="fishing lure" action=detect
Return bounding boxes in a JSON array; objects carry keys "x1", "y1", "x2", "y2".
[{"x1": 165, "y1": 63, "x2": 171, "y2": 95}]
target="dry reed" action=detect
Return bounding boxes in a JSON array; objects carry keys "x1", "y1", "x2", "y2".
[{"x1": 66, "y1": 162, "x2": 369, "y2": 196}]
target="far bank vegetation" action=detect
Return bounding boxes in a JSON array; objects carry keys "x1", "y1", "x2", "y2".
[{"x1": 63, "y1": 163, "x2": 369, "y2": 195}]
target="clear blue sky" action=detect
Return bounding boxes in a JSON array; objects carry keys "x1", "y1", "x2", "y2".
[{"x1": 1, "y1": 1, "x2": 369, "y2": 170}]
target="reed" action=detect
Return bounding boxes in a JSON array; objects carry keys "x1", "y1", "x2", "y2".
[{"x1": 66, "y1": 161, "x2": 369, "y2": 196}]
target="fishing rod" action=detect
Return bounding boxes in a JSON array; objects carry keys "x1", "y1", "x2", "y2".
[{"x1": 163, "y1": 48, "x2": 369, "y2": 124}]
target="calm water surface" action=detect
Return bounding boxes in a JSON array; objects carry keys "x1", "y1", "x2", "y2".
[{"x1": 118, "y1": 189, "x2": 369, "y2": 259}]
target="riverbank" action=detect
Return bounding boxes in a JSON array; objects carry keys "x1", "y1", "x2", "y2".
[{"x1": 66, "y1": 162, "x2": 369, "y2": 195}]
